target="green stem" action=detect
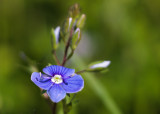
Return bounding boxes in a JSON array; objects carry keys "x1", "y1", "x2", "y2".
[
  {"x1": 75, "y1": 69, "x2": 86, "y2": 74},
  {"x1": 62, "y1": 28, "x2": 74, "y2": 66},
  {"x1": 69, "y1": 93, "x2": 77, "y2": 103},
  {"x1": 52, "y1": 50, "x2": 61, "y2": 65},
  {"x1": 52, "y1": 103, "x2": 57, "y2": 114},
  {"x1": 62, "y1": 99, "x2": 67, "y2": 114},
  {"x1": 66, "y1": 49, "x2": 74, "y2": 61}
]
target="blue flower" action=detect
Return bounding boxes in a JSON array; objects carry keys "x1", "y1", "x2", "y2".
[{"x1": 31, "y1": 65, "x2": 84, "y2": 103}]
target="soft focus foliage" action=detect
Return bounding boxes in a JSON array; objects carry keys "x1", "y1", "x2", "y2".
[{"x1": 0, "y1": 0, "x2": 160, "y2": 114}]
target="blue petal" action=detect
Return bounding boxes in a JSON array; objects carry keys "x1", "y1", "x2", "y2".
[
  {"x1": 31, "y1": 72, "x2": 53, "y2": 90},
  {"x1": 61, "y1": 74, "x2": 84, "y2": 93},
  {"x1": 47, "y1": 84, "x2": 66, "y2": 103},
  {"x1": 43, "y1": 65, "x2": 75, "y2": 78}
]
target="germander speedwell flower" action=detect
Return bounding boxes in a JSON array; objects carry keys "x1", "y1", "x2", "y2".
[{"x1": 31, "y1": 65, "x2": 84, "y2": 103}]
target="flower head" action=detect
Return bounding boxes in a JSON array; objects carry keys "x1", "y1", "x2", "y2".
[{"x1": 31, "y1": 65, "x2": 84, "y2": 103}]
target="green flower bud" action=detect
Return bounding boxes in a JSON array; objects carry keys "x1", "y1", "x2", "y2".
[
  {"x1": 51, "y1": 26, "x2": 60, "y2": 50},
  {"x1": 86, "y1": 61, "x2": 111, "y2": 72},
  {"x1": 77, "y1": 14, "x2": 86, "y2": 29},
  {"x1": 71, "y1": 28, "x2": 81, "y2": 50},
  {"x1": 69, "y1": 3, "x2": 80, "y2": 18}
]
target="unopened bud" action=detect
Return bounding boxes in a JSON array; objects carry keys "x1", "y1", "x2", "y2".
[
  {"x1": 87, "y1": 61, "x2": 111, "y2": 72},
  {"x1": 77, "y1": 14, "x2": 86, "y2": 29},
  {"x1": 69, "y1": 17, "x2": 72, "y2": 29},
  {"x1": 51, "y1": 26, "x2": 60, "y2": 50},
  {"x1": 71, "y1": 28, "x2": 81, "y2": 50}
]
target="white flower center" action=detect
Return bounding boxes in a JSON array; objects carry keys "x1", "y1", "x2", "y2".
[{"x1": 51, "y1": 75, "x2": 63, "y2": 84}]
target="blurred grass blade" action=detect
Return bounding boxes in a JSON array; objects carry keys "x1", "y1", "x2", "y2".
[
  {"x1": 73, "y1": 55, "x2": 122, "y2": 114},
  {"x1": 57, "y1": 102, "x2": 63, "y2": 114}
]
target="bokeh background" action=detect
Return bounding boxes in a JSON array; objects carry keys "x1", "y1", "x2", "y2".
[{"x1": 0, "y1": 0, "x2": 160, "y2": 114}]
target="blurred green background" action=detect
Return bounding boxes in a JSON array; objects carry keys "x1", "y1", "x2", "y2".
[{"x1": 0, "y1": 0, "x2": 160, "y2": 114}]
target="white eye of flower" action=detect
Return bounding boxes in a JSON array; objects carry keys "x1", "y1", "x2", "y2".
[
  {"x1": 90, "y1": 61, "x2": 111, "y2": 69},
  {"x1": 51, "y1": 75, "x2": 63, "y2": 84}
]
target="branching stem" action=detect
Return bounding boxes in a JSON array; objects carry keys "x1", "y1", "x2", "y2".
[
  {"x1": 66, "y1": 49, "x2": 74, "y2": 61},
  {"x1": 62, "y1": 28, "x2": 74, "y2": 66},
  {"x1": 52, "y1": 50, "x2": 60, "y2": 65}
]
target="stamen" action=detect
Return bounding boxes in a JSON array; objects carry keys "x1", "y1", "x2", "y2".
[{"x1": 51, "y1": 74, "x2": 63, "y2": 84}]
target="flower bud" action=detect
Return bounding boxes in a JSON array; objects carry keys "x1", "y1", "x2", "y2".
[
  {"x1": 87, "y1": 61, "x2": 111, "y2": 72},
  {"x1": 63, "y1": 17, "x2": 73, "y2": 35},
  {"x1": 71, "y1": 28, "x2": 81, "y2": 50},
  {"x1": 69, "y1": 17, "x2": 72, "y2": 29},
  {"x1": 77, "y1": 14, "x2": 86, "y2": 29},
  {"x1": 51, "y1": 26, "x2": 60, "y2": 50},
  {"x1": 69, "y1": 3, "x2": 80, "y2": 18}
]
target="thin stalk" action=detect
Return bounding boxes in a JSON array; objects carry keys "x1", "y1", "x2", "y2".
[
  {"x1": 52, "y1": 103, "x2": 57, "y2": 114},
  {"x1": 62, "y1": 28, "x2": 74, "y2": 66},
  {"x1": 62, "y1": 99, "x2": 67, "y2": 114},
  {"x1": 69, "y1": 93, "x2": 77, "y2": 103},
  {"x1": 75, "y1": 69, "x2": 86, "y2": 74},
  {"x1": 66, "y1": 49, "x2": 74, "y2": 61},
  {"x1": 52, "y1": 50, "x2": 61, "y2": 65}
]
